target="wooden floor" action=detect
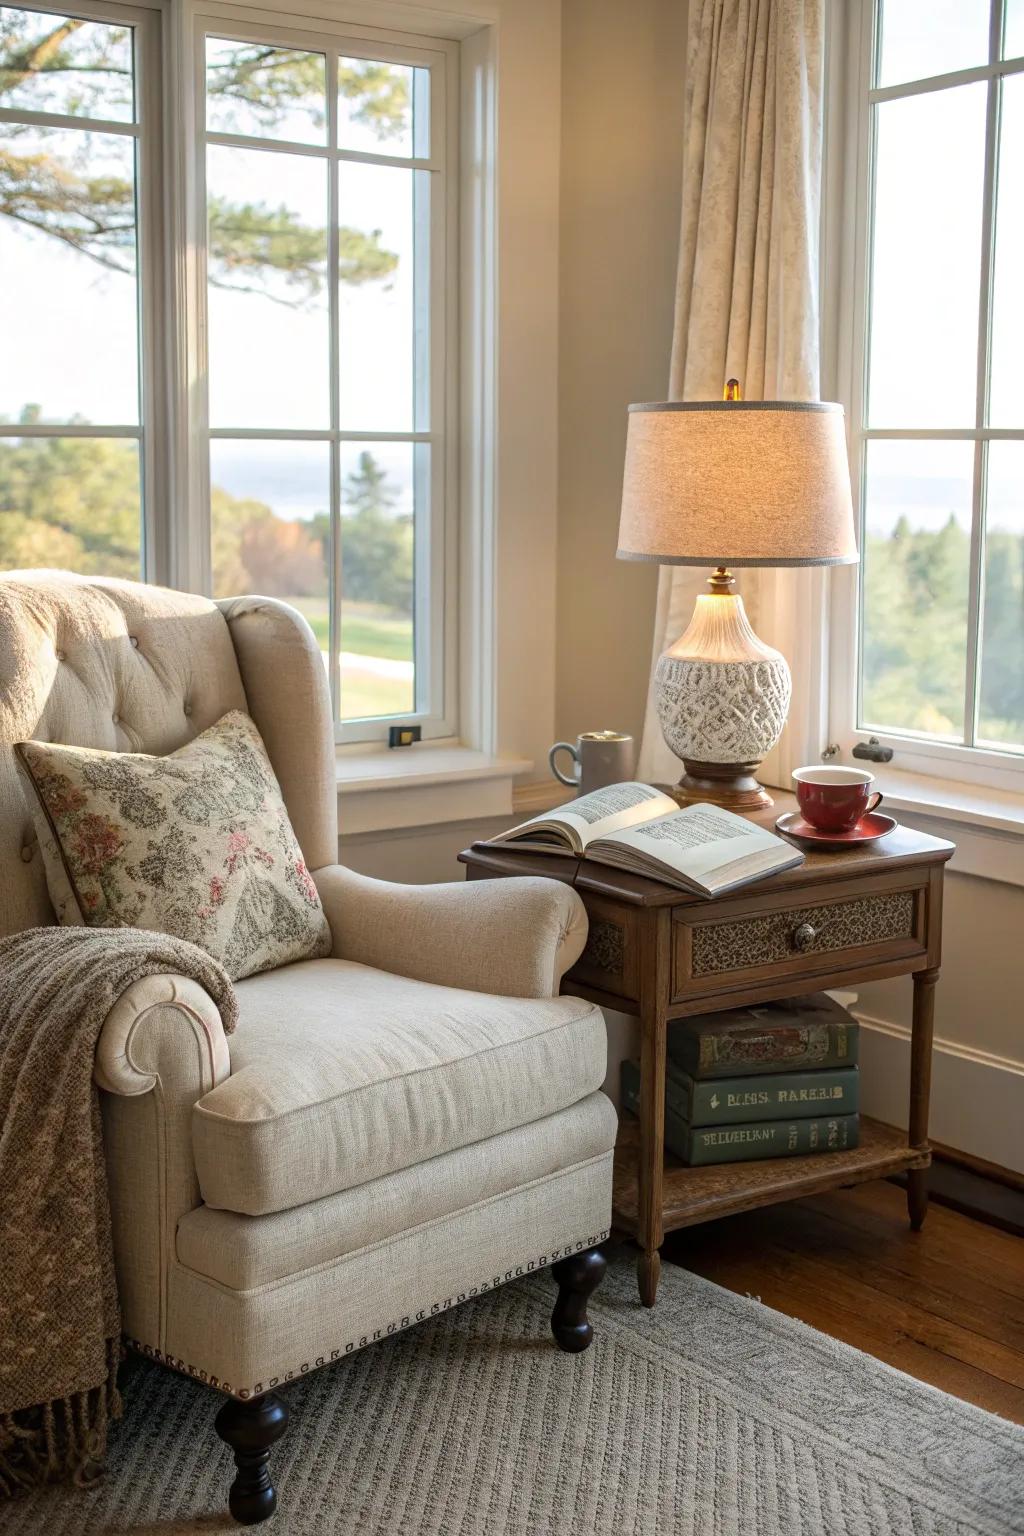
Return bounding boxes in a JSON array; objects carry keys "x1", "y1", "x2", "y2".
[{"x1": 662, "y1": 1179, "x2": 1024, "y2": 1425}]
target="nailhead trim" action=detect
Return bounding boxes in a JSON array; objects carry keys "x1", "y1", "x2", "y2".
[{"x1": 123, "y1": 1232, "x2": 611, "y2": 1400}]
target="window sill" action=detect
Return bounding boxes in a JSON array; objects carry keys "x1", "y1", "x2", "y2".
[
  {"x1": 872, "y1": 769, "x2": 1024, "y2": 889},
  {"x1": 336, "y1": 743, "x2": 532, "y2": 836},
  {"x1": 876, "y1": 769, "x2": 1023, "y2": 836}
]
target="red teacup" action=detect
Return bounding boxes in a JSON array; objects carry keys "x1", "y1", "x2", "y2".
[{"x1": 792, "y1": 766, "x2": 883, "y2": 833}]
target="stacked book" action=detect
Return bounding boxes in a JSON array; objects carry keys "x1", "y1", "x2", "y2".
[{"x1": 621, "y1": 993, "x2": 860, "y2": 1167}]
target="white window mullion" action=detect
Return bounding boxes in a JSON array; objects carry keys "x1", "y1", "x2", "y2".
[
  {"x1": 327, "y1": 47, "x2": 342, "y2": 722},
  {"x1": 963, "y1": 50, "x2": 1003, "y2": 749},
  {"x1": 0, "y1": 104, "x2": 138, "y2": 132},
  {"x1": 963, "y1": 440, "x2": 987, "y2": 751},
  {"x1": 134, "y1": 3, "x2": 167, "y2": 583},
  {"x1": 166, "y1": 0, "x2": 212, "y2": 596},
  {"x1": 411, "y1": 69, "x2": 434, "y2": 718}
]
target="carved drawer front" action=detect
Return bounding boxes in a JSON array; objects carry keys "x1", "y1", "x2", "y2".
[
  {"x1": 580, "y1": 919, "x2": 626, "y2": 976},
  {"x1": 569, "y1": 906, "x2": 638, "y2": 1000},
  {"x1": 674, "y1": 887, "x2": 922, "y2": 998}
]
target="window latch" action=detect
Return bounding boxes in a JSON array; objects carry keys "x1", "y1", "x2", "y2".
[{"x1": 852, "y1": 736, "x2": 894, "y2": 764}]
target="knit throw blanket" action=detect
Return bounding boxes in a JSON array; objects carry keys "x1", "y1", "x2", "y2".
[{"x1": 0, "y1": 926, "x2": 237, "y2": 1495}]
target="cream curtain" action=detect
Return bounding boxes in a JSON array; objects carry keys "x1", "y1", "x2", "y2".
[{"x1": 637, "y1": 0, "x2": 828, "y2": 786}]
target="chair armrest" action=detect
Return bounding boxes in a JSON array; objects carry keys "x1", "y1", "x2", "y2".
[
  {"x1": 93, "y1": 973, "x2": 233, "y2": 1350},
  {"x1": 94, "y1": 973, "x2": 231, "y2": 1097},
  {"x1": 313, "y1": 864, "x2": 589, "y2": 998},
  {"x1": 93, "y1": 970, "x2": 231, "y2": 1093}
]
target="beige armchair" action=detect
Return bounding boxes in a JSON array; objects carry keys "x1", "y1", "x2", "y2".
[{"x1": 0, "y1": 573, "x2": 616, "y2": 1524}]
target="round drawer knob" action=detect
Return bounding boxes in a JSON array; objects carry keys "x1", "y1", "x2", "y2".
[{"x1": 792, "y1": 921, "x2": 817, "y2": 951}]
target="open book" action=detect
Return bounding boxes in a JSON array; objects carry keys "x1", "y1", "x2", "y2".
[{"x1": 488, "y1": 781, "x2": 803, "y2": 898}]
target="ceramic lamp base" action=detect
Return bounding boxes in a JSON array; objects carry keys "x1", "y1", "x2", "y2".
[
  {"x1": 654, "y1": 584, "x2": 791, "y2": 813},
  {"x1": 663, "y1": 760, "x2": 774, "y2": 813}
]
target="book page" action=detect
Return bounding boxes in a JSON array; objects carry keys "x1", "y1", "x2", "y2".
[
  {"x1": 593, "y1": 803, "x2": 796, "y2": 888},
  {"x1": 494, "y1": 781, "x2": 678, "y2": 852}
]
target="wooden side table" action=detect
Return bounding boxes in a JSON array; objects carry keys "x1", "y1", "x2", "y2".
[{"x1": 459, "y1": 792, "x2": 954, "y2": 1307}]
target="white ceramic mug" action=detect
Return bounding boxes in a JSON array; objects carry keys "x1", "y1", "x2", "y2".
[{"x1": 549, "y1": 732, "x2": 636, "y2": 795}]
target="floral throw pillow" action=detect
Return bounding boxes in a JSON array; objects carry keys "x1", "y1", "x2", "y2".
[{"x1": 15, "y1": 710, "x2": 332, "y2": 981}]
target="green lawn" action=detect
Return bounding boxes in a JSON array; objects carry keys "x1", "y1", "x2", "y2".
[
  {"x1": 287, "y1": 597, "x2": 415, "y2": 719},
  {"x1": 291, "y1": 598, "x2": 412, "y2": 661},
  {"x1": 338, "y1": 668, "x2": 414, "y2": 719},
  {"x1": 340, "y1": 611, "x2": 413, "y2": 661}
]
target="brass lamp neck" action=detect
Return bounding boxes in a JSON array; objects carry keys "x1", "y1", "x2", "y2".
[{"x1": 707, "y1": 565, "x2": 736, "y2": 596}]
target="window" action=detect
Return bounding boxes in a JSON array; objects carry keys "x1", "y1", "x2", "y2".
[
  {"x1": 0, "y1": 5, "x2": 457, "y2": 743},
  {"x1": 0, "y1": 1, "x2": 161, "y2": 578},
  {"x1": 200, "y1": 25, "x2": 453, "y2": 740},
  {"x1": 833, "y1": 0, "x2": 1024, "y2": 780}
]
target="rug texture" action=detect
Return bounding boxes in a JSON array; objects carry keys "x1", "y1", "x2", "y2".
[{"x1": 5, "y1": 1249, "x2": 1021, "y2": 1535}]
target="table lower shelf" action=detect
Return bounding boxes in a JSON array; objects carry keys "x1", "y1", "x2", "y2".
[{"x1": 612, "y1": 1116, "x2": 930, "y2": 1234}]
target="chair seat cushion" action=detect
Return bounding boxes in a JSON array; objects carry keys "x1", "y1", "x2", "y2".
[
  {"x1": 192, "y1": 959, "x2": 607, "y2": 1216},
  {"x1": 179, "y1": 1092, "x2": 617, "y2": 1289}
]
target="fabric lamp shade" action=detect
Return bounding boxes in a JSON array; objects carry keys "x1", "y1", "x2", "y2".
[{"x1": 617, "y1": 401, "x2": 858, "y2": 568}]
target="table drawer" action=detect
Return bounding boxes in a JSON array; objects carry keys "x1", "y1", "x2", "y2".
[
  {"x1": 568, "y1": 898, "x2": 640, "y2": 1001},
  {"x1": 673, "y1": 882, "x2": 927, "y2": 1000}
]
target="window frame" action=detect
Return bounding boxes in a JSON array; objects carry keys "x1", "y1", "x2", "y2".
[
  {"x1": 185, "y1": 5, "x2": 459, "y2": 744},
  {"x1": 0, "y1": 0, "x2": 168, "y2": 580},
  {"x1": 829, "y1": 0, "x2": 1024, "y2": 791}
]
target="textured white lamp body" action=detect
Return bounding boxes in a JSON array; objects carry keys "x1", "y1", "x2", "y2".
[
  {"x1": 617, "y1": 399, "x2": 857, "y2": 809},
  {"x1": 654, "y1": 593, "x2": 792, "y2": 766}
]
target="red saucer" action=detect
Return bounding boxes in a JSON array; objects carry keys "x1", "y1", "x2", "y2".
[{"x1": 775, "y1": 809, "x2": 897, "y2": 849}]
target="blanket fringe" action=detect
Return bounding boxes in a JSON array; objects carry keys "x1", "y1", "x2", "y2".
[{"x1": 0, "y1": 1337, "x2": 122, "y2": 1498}]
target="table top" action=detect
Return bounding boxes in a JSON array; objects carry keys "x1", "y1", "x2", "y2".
[{"x1": 459, "y1": 789, "x2": 955, "y2": 908}]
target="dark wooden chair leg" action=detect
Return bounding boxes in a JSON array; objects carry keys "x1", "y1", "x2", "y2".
[
  {"x1": 215, "y1": 1392, "x2": 289, "y2": 1525},
  {"x1": 551, "y1": 1247, "x2": 607, "y2": 1353}
]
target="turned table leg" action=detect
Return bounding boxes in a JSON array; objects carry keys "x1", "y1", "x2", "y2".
[
  {"x1": 637, "y1": 1248, "x2": 661, "y2": 1309},
  {"x1": 636, "y1": 964, "x2": 669, "y2": 1306},
  {"x1": 908, "y1": 966, "x2": 939, "y2": 1231}
]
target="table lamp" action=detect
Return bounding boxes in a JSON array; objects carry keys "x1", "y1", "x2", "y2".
[{"x1": 617, "y1": 383, "x2": 857, "y2": 811}]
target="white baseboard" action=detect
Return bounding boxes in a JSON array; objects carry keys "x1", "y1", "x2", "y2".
[{"x1": 855, "y1": 1011, "x2": 1024, "y2": 1177}]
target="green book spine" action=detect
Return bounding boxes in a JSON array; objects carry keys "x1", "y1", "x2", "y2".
[
  {"x1": 669, "y1": 1013, "x2": 859, "y2": 1079},
  {"x1": 621, "y1": 1063, "x2": 859, "y2": 1166},
  {"x1": 677, "y1": 1112, "x2": 860, "y2": 1166},
  {"x1": 665, "y1": 1066, "x2": 859, "y2": 1127}
]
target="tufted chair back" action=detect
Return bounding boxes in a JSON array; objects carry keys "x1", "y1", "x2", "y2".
[{"x1": 0, "y1": 571, "x2": 338, "y2": 938}]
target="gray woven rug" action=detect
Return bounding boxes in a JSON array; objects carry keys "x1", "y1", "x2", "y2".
[{"x1": 6, "y1": 1249, "x2": 1022, "y2": 1535}]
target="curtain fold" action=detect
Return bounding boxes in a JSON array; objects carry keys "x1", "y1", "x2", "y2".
[{"x1": 637, "y1": 0, "x2": 827, "y2": 786}]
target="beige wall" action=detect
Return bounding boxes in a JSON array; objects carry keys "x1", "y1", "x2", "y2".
[
  {"x1": 555, "y1": 0, "x2": 685, "y2": 750},
  {"x1": 341, "y1": 816, "x2": 512, "y2": 883},
  {"x1": 854, "y1": 868, "x2": 1024, "y2": 1174},
  {"x1": 864, "y1": 872, "x2": 1023, "y2": 1067}
]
